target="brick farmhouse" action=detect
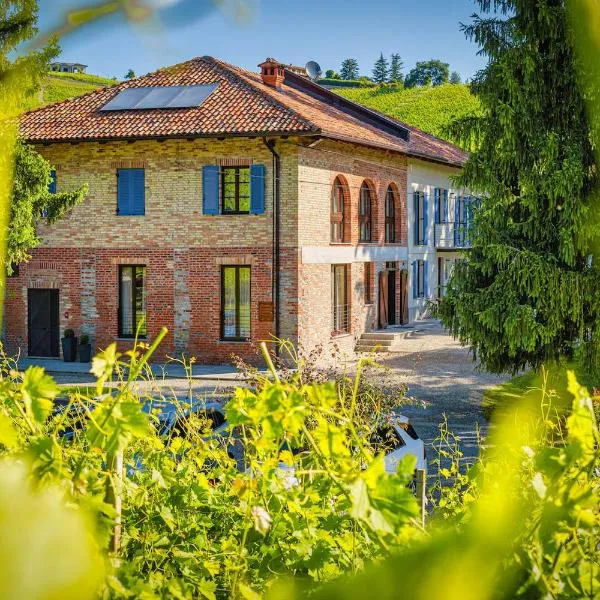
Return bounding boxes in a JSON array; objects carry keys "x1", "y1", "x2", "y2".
[{"x1": 4, "y1": 57, "x2": 470, "y2": 364}]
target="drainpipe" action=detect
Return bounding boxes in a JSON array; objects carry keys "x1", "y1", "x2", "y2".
[{"x1": 263, "y1": 138, "x2": 281, "y2": 354}]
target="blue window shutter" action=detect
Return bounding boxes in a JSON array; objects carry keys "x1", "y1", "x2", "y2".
[
  {"x1": 412, "y1": 261, "x2": 418, "y2": 299},
  {"x1": 424, "y1": 261, "x2": 429, "y2": 298},
  {"x1": 130, "y1": 168, "x2": 145, "y2": 215},
  {"x1": 423, "y1": 193, "x2": 429, "y2": 245},
  {"x1": 202, "y1": 165, "x2": 219, "y2": 215},
  {"x1": 454, "y1": 195, "x2": 460, "y2": 246},
  {"x1": 413, "y1": 192, "x2": 419, "y2": 245},
  {"x1": 444, "y1": 189, "x2": 449, "y2": 222},
  {"x1": 434, "y1": 188, "x2": 440, "y2": 224},
  {"x1": 117, "y1": 169, "x2": 130, "y2": 215},
  {"x1": 49, "y1": 170, "x2": 57, "y2": 194},
  {"x1": 117, "y1": 168, "x2": 145, "y2": 216},
  {"x1": 250, "y1": 164, "x2": 266, "y2": 215}
]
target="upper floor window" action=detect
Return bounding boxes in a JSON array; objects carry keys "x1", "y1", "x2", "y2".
[
  {"x1": 117, "y1": 168, "x2": 145, "y2": 216},
  {"x1": 385, "y1": 185, "x2": 397, "y2": 243},
  {"x1": 413, "y1": 191, "x2": 427, "y2": 246},
  {"x1": 118, "y1": 265, "x2": 147, "y2": 338},
  {"x1": 331, "y1": 177, "x2": 346, "y2": 243},
  {"x1": 203, "y1": 165, "x2": 265, "y2": 216},
  {"x1": 359, "y1": 182, "x2": 373, "y2": 243},
  {"x1": 434, "y1": 188, "x2": 449, "y2": 224},
  {"x1": 222, "y1": 167, "x2": 250, "y2": 214}
]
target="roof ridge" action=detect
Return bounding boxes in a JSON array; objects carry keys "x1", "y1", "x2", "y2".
[{"x1": 203, "y1": 56, "x2": 320, "y2": 134}]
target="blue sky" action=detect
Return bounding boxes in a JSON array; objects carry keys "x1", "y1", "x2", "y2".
[{"x1": 38, "y1": 0, "x2": 486, "y2": 81}]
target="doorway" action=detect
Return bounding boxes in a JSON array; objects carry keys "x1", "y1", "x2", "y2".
[
  {"x1": 399, "y1": 270, "x2": 409, "y2": 325},
  {"x1": 28, "y1": 289, "x2": 60, "y2": 357},
  {"x1": 387, "y1": 269, "x2": 397, "y2": 326}
]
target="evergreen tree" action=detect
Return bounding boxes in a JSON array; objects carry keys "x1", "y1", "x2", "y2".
[
  {"x1": 389, "y1": 53, "x2": 403, "y2": 83},
  {"x1": 450, "y1": 71, "x2": 461, "y2": 84},
  {"x1": 439, "y1": 0, "x2": 600, "y2": 375},
  {"x1": 372, "y1": 53, "x2": 389, "y2": 84},
  {"x1": 125, "y1": 68, "x2": 136, "y2": 80},
  {"x1": 340, "y1": 58, "x2": 359, "y2": 80},
  {"x1": 0, "y1": 1, "x2": 86, "y2": 274}
]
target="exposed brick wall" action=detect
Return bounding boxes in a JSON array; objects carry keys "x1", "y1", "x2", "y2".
[{"x1": 3, "y1": 136, "x2": 410, "y2": 364}]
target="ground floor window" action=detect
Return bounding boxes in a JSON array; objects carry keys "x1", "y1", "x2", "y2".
[
  {"x1": 364, "y1": 262, "x2": 373, "y2": 305},
  {"x1": 221, "y1": 266, "x2": 251, "y2": 340},
  {"x1": 332, "y1": 264, "x2": 350, "y2": 334},
  {"x1": 414, "y1": 259, "x2": 426, "y2": 299},
  {"x1": 118, "y1": 265, "x2": 147, "y2": 338},
  {"x1": 438, "y1": 258, "x2": 458, "y2": 298}
]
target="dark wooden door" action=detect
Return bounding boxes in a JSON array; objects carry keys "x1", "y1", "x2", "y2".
[
  {"x1": 28, "y1": 289, "x2": 59, "y2": 357},
  {"x1": 378, "y1": 271, "x2": 389, "y2": 329},
  {"x1": 399, "y1": 270, "x2": 409, "y2": 325},
  {"x1": 388, "y1": 270, "x2": 397, "y2": 326}
]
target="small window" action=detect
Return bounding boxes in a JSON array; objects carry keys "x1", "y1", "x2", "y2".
[
  {"x1": 416, "y1": 259, "x2": 425, "y2": 298},
  {"x1": 385, "y1": 186, "x2": 396, "y2": 243},
  {"x1": 331, "y1": 177, "x2": 346, "y2": 243},
  {"x1": 359, "y1": 182, "x2": 372, "y2": 243},
  {"x1": 364, "y1": 262, "x2": 373, "y2": 305},
  {"x1": 221, "y1": 266, "x2": 251, "y2": 340},
  {"x1": 414, "y1": 191, "x2": 426, "y2": 245},
  {"x1": 49, "y1": 170, "x2": 57, "y2": 194},
  {"x1": 221, "y1": 167, "x2": 250, "y2": 214},
  {"x1": 332, "y1": 264, "x2": 349, "y2": 334},
  {"x1": 118, "y1": 266, "x2": 147, "y2": 338},
  {"x1": 117, "y1": 168, "x2": 145, "y2": 216},
  {"x1": 435, "y1": 188, "x2": 448, "y2": 224}
]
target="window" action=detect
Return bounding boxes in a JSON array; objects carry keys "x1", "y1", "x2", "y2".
[
  {"x1": 414, "y1": 259, "x2": 426, "y2": 299},
  {"x1": 49, "y1": 170, "x2": 57, "y2": 194},
  {"x1": 117, "y1": 168, "x2": 145, "y2": 216},
  {"x1": 331, "y1": 177, "x2": 346, "y2": 243},
  {"x1": 413, "y1": 191, "x2": 427, "y2": 245},
  {"x1": 221, "y1": 266, "x2": 251, "y2": 340},
  {"x1": 332, "y1": 264, "x2": 349, "y2": 334},
  {"x1": 364, "y1": 262, "x2": 373, "y2": 304},
  {"x1": 385, "y1": 185, "x2": 396, "y2": 243},
  {"x1": 369, "y1": 426, "x2": 405, "y2": 453},
  {"x1": 221, "y1": 167, "x2": 250, "y2": 214},
  {"x1": 118, "y1": 266, "x2": 147, "y2": 338},
  {"x1": 359, "y1": 182, "x2": 372, "y2": 242},
  {"x1": 435, "y1": 188, "x2": 448, "y2": 224}
]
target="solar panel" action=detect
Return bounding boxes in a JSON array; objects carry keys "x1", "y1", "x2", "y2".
[{"x1": 100, "y1": 84, "x2": 219, "y2": 111}]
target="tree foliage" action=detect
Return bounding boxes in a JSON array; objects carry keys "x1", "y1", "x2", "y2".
[
  {"x1": 405, "y1": 59, "x2": 449, "y2": 88},
  {"x1": 439, "y1": 0, "x2": 600, "y2": 376},
  {"x1": 372, "y1": 52, "x2": 389, "y2": 84},
  {"x1": 124, "y1": 68, "x2": 135, "y2": 79},
  {"x1": 340, "y1": 58, "x2": 359, "y2": 80},
  {"x1": 450, "y1": 70, "x2": 461, "y2": 84},
  {"x1": 389, "y1": 53, "x2": 403, "y2": 83}
]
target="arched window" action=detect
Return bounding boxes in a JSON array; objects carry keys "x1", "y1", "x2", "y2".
[
  {"x1": 359, "y1": 181, "x2": 372, "y2": 242},
  {"x1": 385, "y1": 185, "x2": 397, "y2": 243},
  {"x1": 330, "y1": 177, "x2": 346, "y2": 243}
]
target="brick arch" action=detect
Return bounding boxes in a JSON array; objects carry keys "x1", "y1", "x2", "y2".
[
  {"x1": 330, "y1": 175, "x2": 351, "y2": 243},
  {"x1": 358, "y1": 179, "x2": 378, "y2": 243},
  {"x1": 384, "y1": 182, "x2": 402, "y2": 244}
]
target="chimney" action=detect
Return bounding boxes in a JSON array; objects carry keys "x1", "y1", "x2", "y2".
[{"x1": 259, "y1": 58, "x2": 285, "y2": 88}]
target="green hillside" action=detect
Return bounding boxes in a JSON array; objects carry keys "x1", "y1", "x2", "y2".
[
  {"x1": 336, "y1": 83, "x2": 481, "y2": 141},
  {"x1": 22, "y1": 71, "x2": 117, "y2": 111}
]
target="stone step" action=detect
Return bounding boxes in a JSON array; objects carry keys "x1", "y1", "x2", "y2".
[
  {"x1": 355, "y1": 345, "x2": 392, "y2": 353},
  {"x1": 357, "y1": 336, "x2": 394, "y2": 346}
]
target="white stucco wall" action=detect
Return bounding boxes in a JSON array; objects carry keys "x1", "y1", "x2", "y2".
[{"x1": 407, "y1": 159, "x2": 467, "y2": 322}]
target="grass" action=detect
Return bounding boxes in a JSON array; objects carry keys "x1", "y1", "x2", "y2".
[
  {"x1": 335, "y1": 83, "x2": 481, "y2": 141},
  {"x1": 21, "y1": 71, "x2": 117, "y2": 111}
]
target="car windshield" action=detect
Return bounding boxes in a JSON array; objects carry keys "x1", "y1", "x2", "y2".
[
  {"x1": 369, "y1": 426, "x2": 405, "y2": 453},
  {"x1": 398, "y1": 421, "x2": 420, "y2": 440}
]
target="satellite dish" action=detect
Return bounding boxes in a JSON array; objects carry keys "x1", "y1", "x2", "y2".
[{"x1": 305, "y1": 61, "x2": 322, "y2": 81}]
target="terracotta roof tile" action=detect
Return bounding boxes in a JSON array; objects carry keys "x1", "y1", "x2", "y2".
[{"x1": 20, "y1": 56, "x2": 467, "y2": 167}]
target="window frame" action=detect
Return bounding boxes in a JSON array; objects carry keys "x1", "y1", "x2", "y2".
[
  {"x1": 364, "y1": 262, "x2": 373, "y2": 305},
  {"x1": 332, "y1": 264, "x2": 350, "y2": 335},
  {"x1": 118, "y1": 265, "x2": 147, "y2": 339},
  {"x1": 385, "y1": 185, "x2": 396, "y2": 243},
  {"x1": 330, "y1": 178, "x2": 346, "y2": 243},
  {"x1": 220, "y1": 166, "x2": 251, "y2": 215},
  {"x1": 435, "y1": 188, "x2": 448, "y2": 224},
  {"x1": 416, "y1": 259, "x2": 425, "y2": 298},
  {"x1": 359, "y1": 182, "x2": 373, "y2": 243},
  {"x1": 220, "y1": 265, "x2": 251, "y2": 341},
  {"x1": 415, "y1": 192, "x2": 426, "y2": 246}
]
